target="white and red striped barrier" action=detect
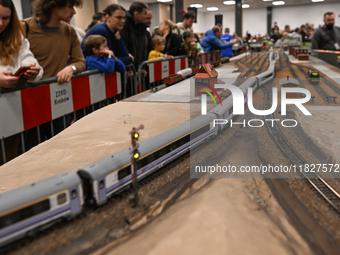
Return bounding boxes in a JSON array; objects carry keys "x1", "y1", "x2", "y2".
[
  {"x1": 0, "y1": 72, "x2": 121, "y2": 138},
  {"x1": 148, "y1": 57, "x2": 188, "y2": 83},
  {"x1": 198, "y1": 51, "x2": 220, "y2": 65}
]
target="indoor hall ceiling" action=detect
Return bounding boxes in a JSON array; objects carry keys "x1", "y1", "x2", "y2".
[{"x1": 143, "y1": 0, "x2": 340, "y2": 12}]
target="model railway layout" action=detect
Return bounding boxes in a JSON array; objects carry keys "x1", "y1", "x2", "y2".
[{"x1": 1, "y1": 48, "x2": 340, "y2": 254}]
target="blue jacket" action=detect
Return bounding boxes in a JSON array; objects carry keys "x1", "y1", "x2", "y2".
[
  {"x1": 201, "y1": 30, "x2": 232, "y2": 52},
  {"x1": 220, "y1": 34, "x2": 234, "y2": 57},
  {"x1": 81, "y1": 23, "x2": 132, "y2": 65},
  {"x1": 86, "y1": 55, "x2": 126, "y2": 73}
]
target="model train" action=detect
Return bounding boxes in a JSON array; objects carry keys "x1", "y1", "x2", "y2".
[
  {"x1": 164, "y1": 67, "x2": 199, "y2": 86},
  {"x1": 0, "y1": 52, "x2": 277, "y2": 249},
  {"x1": 307, "y1": 69, "x2": 319, "y2": 83}
]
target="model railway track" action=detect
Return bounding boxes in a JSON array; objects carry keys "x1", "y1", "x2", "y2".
[
  {"x1": 262, "y1": 82, "x2": 340, "y2": 214},
  {"x1": 293, "y1": 63, "x2": 331, "y2": 102},
  {"x1": 233, "y1": 52, "x2": 268, "y2": 87},
  {"x1": 295, "y1": 64, "x2": 340, "y2": 96}
]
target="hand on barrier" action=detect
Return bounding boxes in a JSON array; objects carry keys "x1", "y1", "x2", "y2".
[
  {"x1": 0, "y1": 71, "x2": 19, "y2": 88},
  {"x1": 23, "y1": 63, "x2": 41, "y2": 82},
  {"x1": 129, "y1": 53, "x2": 134, "y2": 62},
  {"x1": 99, "y1": 49, "x2": 114, "y2": 58},
  {"x1": 56, "y1": 66, "x2": 73, "y2": 84},
  {"x1": 141, "y1": 69, "x2": 147, "y2": 77}
]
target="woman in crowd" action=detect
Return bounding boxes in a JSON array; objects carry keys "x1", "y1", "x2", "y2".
[
  {"x1": 158, "y1": 19, "x2": 182, "y2": 56},
  {"x1": 0, "y1": 0, "x2": 43, "y2": 164},
  {"x1": 0, "y1": 0, "x2": 43, "y2": 89}
]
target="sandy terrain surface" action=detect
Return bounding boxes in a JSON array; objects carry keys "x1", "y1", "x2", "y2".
[
  {"x1": 0, "y1": 102, "x2": 190, "y2": 193},
  {"x1": 295, "y1": 106, "x2": 340, "y2": 164},
  {"x1": 92, "y1": 178, "x2": 312, "y2": 255}
]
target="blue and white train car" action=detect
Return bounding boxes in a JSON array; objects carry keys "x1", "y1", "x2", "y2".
[
  {"x1": 0, "y1": 171, "x2": 83, "y2": 248},
  {"x1": 77, "y1": 112, "x2": 217, "y2": 206}
]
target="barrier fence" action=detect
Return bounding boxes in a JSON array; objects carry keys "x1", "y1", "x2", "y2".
[
  {"x1": 0, "y1": 50, "x2": 221, "y2": 164},
  {"x1": 137, "y1": 55, "x2": 189, "y2": 92}
]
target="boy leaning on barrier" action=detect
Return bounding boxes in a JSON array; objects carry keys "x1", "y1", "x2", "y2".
[
  {"x1": 84, "y1": 35, "x2": 125, "y2": 73},
  {"x1": 148, "y1": 35, "x2": 173, "y2": 61}
]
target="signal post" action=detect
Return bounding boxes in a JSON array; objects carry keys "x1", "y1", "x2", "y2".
[{"x1": 129, "y1": 125, "x2": 144, "y2": 208}]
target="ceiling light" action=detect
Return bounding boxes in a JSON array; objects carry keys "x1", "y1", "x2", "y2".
[
  {"x1": 157, "y1": 0, "x2": 172, "y2": 2},
  {"x1": 272, "y1": 1, "x2": 285, "y2": 5},
  {"x1": 207, "y1": 7, "x2": 218, "y2": 11},
  {"x1": 242, "y1": 4, "x2": 250, "y2": 8},
  {"x1": 223, "y1": 1, "x2": 236, "y2": 5},
  {"x1": 311, "y1": 0, "x2": 324, "y2": 2},
  {"x1": 190, "y1": 4, "x2": 203, "y2": 8}
]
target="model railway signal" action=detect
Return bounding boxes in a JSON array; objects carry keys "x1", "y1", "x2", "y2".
[{"x1": 129, "y1": 124, "x2": 144, "y2": 208}]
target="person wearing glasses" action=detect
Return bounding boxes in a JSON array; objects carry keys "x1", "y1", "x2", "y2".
[{"x1": 81, "y1": 4, "x2": 133, "y2": 66}]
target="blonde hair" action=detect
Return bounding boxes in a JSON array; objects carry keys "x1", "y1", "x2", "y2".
[
  {"x1": 164, "y1": 19, "x2": 177, "y2": 31},
  {"x1": 151, "y1": 35, "x2": 165, "y2": 48},
  {"x1": 0, "y1": 0, "x2": 25, "y2": 65}
]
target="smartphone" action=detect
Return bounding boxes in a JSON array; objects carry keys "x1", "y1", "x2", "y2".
[{"x1": 13, "y1": 66, "x2": 30, "y2": 77}]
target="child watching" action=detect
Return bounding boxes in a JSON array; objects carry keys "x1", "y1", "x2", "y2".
[
  {"x1": 84, "y1": 35, "x2": 125, "y2": 73},
  {"x1": 180, "y1": 31, "x2": 199, "y2": 66},
  {"x1": 148, "y1": 35, "x2": 173, "y2": 61}
]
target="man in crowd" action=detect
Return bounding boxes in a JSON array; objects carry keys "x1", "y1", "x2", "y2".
[
  {"x1": 120, "y1": 2, "x2": 148, "y2": 70},
  {"x1": 145, "y1": 9, "x2": 153, "y2": 53},
  {"x1": 23, "y1": 0, "x2": 85, "y2": 83},
  {"x1": 220, "y1": 27, "x2": 234, "y2": 57},
  {"x1": 82, "y1": 4, "x2": 133, "y2": 65},
  {"x1": 290, "y1": 27, "x2": 302, "y2": 44},
  {"x1": 23, "y1": 0, "x2": 86, "y2": 150},
  {"x1": 173, "y1": 11, "x2": 196, "y2": 35},
  {"x1": 272, "y1": 21, "x2": 279, "y2": 32},
  {"x1": 201, "y1": 26, "x2": 237, "y2": 52},
  {"x1": 312, "y1": 12, "x2": 340, "y2": 50}
]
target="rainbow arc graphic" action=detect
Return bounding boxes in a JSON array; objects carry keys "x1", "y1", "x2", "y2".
[{"x1": 197, "y1": 83, "x2": 223, "y2": 106}]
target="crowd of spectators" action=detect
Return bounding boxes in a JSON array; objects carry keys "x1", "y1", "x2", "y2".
[{"x1": 1, "y1": 0, "x2": 338, "y2": 163}]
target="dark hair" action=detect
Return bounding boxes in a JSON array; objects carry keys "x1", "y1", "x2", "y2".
[
  {"x1": 324, "y1": 12, "x2": 334, "y2": 18},
  {"x1": 224, "y1": 27, "x2": 230, "y2": 33},
  {"x1": 129, "y1": 2, "x2": 147, "y2": 16},
  {"x1": 92, "y1": 12, "x2": 105, "y2": 21},
  {"x1": 103, "y1": 4, "x2": 125, "y2": 16},
  {"x1": 84, "y1": 35, "x2": 107, "y2": 55},
  {"x1": 183, "y1": 11, "x2": 196, "y2": 20},
  {"x1": 182, "y1": 31, "x2": 194, "y2": 41},
  {"x1": 33, "y1": 0, "x2": 83, "y2": 25},
  {"x1": 194, "y1": 33, "x2": 200, "y2": 43},
  {"x1": 284, "y1": 25, "x2": 290, "y2": 29},
  {"x1": 212, "y1": 26, "x2": 220, "y2": 34},
  {"x1": 0, "y1": 0, "x2": 25, "y2": 65},
  {"x1": 300, "y1": 25, "x2": 306, "y2": 29},
  {"x1": 85, "y1": 20, "x2": 102, "y2": 33}
]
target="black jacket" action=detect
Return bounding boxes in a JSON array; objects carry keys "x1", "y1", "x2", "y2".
[
  {"x1": 162, "y1": 31, "x2": 182, "y2": 56},
  {"x1": 311, "y1": 26, "x2": 340, "y2": 50},
  {"x1": 121, "y1": 11, "x2": 147, "y2": 69}
]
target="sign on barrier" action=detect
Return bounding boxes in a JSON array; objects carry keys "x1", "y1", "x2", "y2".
[
  {"x1": 149, "y1": 58, "x2": 188, "y2": 83},
  {"x1": 0, "y1": 72, "x2": 121, "y2": 138}
]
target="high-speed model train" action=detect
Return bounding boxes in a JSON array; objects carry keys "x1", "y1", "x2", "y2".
[{"x1": 0, "y1": 52, "x2": 277, "y2": 248}]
